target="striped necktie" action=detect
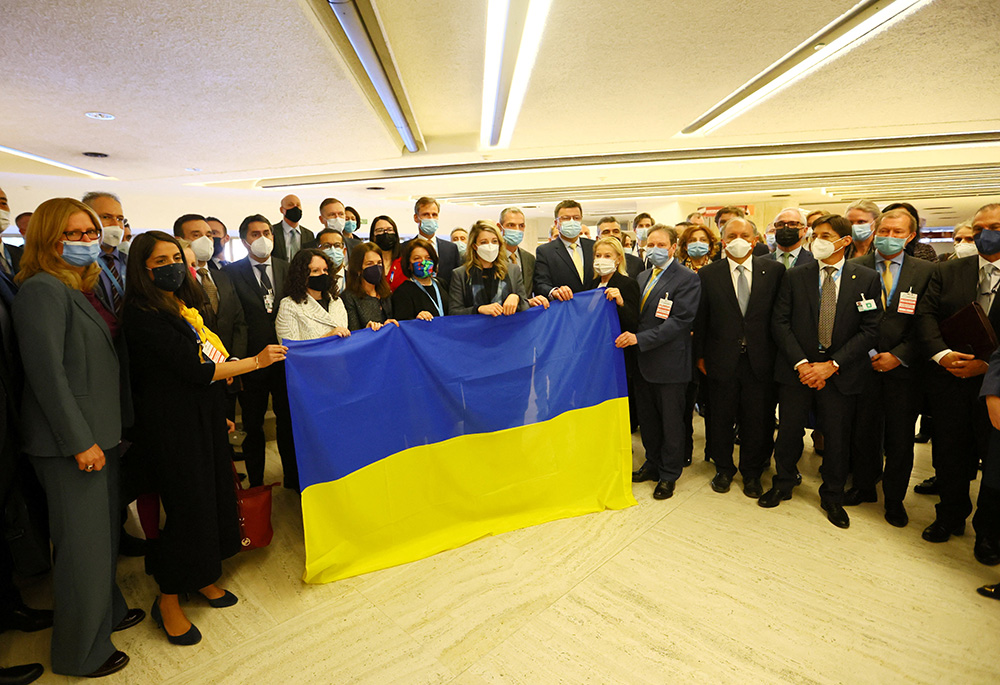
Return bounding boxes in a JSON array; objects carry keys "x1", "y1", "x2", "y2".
[{"x1": 641, "y1": 268, "x2": 663, "y2": 310}]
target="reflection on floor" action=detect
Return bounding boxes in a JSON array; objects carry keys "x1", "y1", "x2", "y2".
[{"x1": 4, "y1": 428, "x2": 999, "y2": 684}]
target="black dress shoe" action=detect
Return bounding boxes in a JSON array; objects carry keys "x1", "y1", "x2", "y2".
[
  {"x1": 84, "y1": 651, "x2": 128, "y2": 678},
  {"x1": 742, "y1": 477, "x2": 763, "y2": 499},
  {"x1": 118, "y1": 532, "x2": 148, "y2": 557},
  {"x1": 710, "y1": 472, "x2": 732, "y2": 494},
  {"x1": 821, "y1": 502, "x2": 850, "y2": 529},
  {"x1": 632, "y1": 462, "x2": 658, "y2": 483},
  {"x1": 653, "y1": 480, "x2": 675, "y2": 500},
  {"x1": 0, "y1": 663, "x2": 43, "y2": 685},
  {"x1": 112, "y1": 608, "x2": 145, "y2": 632},
  {"x1": 758, "y1": 487, "x2": 791, "y2": 508},
  {"x1": 922, "y1": 520, "x2": 965, "y2": 543},
  {"x1": 974, "y1": 537, "x2": 1000, "y2": 566},
  {"x1": 795, "y1": 473, "x2": 802, "y2": 486},
  {"x1": 0, "y1": 604, "x2": 53, "y2": 634},
  {"x1": 913, "y1": 476, "x2": 938, "y2": 495},
  {"x1": 843, "y1": 487, "x2": 878, "y2": 506},
  {"x1": 977, "y1": 583, "x2": 1000, "y2": 600},
  {"x1": 884, "y1": 503, "x2": 909, "y2": 528},
  {"x1": 683, "y1": 453, "x2": 693, "y2": 467}
]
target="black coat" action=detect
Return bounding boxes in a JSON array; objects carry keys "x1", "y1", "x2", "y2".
[
  {"x1": 391, "y1": 279, "x2": 449, "y2": 320},
  {"x1": 534, "y1": 237, "x2": 595, "y2": 296},
  {"x1": 917, "y1": 254, "x2": 1000, "y2": 358},
  {"x1": 223, "y1": 257, "x2": 288, "y2": 357},
  {"x1": 198, "y1": 268, "x2": 248, "y2": 358},
  {"x1": 593, "y1": 271, "x2": 640, "y2": 379},
  {"x1": 271, "y1": 221, "x2": 315, "y2": 261}
]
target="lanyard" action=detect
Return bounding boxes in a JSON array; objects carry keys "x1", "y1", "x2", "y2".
[
  {"x1": 879, "y1": 260, "x2": 902, "y2": 304},
  {"x1": 413, "y1": 278, "x2": 443, "y2": 316},
  {"x1": 97, "y1": 256, "x2": 125, "y2": 297}
]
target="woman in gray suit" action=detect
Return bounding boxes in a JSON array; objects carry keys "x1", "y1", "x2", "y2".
[{"x1": 12, "y1": 198, "x2": 142, "y2": 678}]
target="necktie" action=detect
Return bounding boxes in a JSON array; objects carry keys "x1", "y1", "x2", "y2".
[
  {"x1": 641, "y1": 268, "x2": 663, "y2": 310},
  {"x1": 0, "y1": 248, "x2": 10, "y2": 276},
  {"x1": 979, "y1": 265, "x2": 996, "y2": 312},
  {"x1": 102, "y1": 254, "x2": 122, "y2": 314},
  {"x1": 881, "y1": 260, "x2": 893, "y2": 307},
  {"x1": 781, "y1": 251, "x2": 792, "y2": 268},
  {"x1": 198, "y1": 267, "x2": 219, "y2": 313},
  {"x1": 819, "y1": 265, "x2": 837, "y2": 349},
  {"x1": 255, "y1": 263, "x2": 273, "y2": 293},
  {"x1": 288, "y1": 228, "x2": 300, "y2": 258},
  {"x1": 568, "y1": 242, "x2": 583, "y2": 282},
  {"x1": 736, "y1": 264, "x2": 749, "y2": 315}
]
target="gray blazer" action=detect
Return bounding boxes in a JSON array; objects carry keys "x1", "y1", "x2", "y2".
[
  {"x1": 510, "y1": 248, "x2": 536, "y2": 297},
  {"x1": 448, "y1": 263, "x2": 530, "y2": 316},
  {"x1": 13, "y1": 273, "x2": 121, "y2": 457}
]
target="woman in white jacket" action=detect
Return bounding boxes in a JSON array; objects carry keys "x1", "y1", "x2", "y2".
[{"x1": 275, "y1": 248, "x2": 351, "y2": 342}]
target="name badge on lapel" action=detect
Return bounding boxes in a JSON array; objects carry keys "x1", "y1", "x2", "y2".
[
  {"x1": 897, "y1": 288, "x2": 917, "y2": 315},
  {"x1": 856, "y1": 294, "x2": 877, "y2": 312},
  {"x1": 202, "y1": 338, "x2": 227, "y2": 364},
  {"x1": 656, "y1": 294, "x2": 673, "y2": 320},
  {"x1": 263, "y1": 292, "x2": 275, "y2": 314}
]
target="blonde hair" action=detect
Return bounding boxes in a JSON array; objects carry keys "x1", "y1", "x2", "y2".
[
  {"x1": 15, "y1": 197, "x2": 102, "y2": 292},
  {"x1": 464, "y1": 220, "x2": 508, "y2": 280},
  {"x1": 593, "y1": 237, "x2": 628, "y2": 276}
]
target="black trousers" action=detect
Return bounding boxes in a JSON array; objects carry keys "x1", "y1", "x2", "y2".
[
  {"x1": 706, "y1": 356, "x2": 776, "y2": 480},
  {"x1": 928, "y1": 368, "x2": 988, "y2": 526},
  {"x1": 851, "y1": 367, "x2": 920, "y2": 506},
  {"x1": 238, "y1": 362, "x2": 298, "y2": 489},
  {"x1": 635, "y1": 376, "x2": 687, "y2": 483},
  {"x1": 974, "y1": 429, "x2": 1000, "y2": 539},
  {"x1": 773, "y1": 380, "x2": 855, "y2": 504}
]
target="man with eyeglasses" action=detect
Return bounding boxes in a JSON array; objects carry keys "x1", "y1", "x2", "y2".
[
  {"x1": 767, "y1": 208, "x2": 816, "y2": 270},
  {"x1": 82, "y1": 192, "x2": 128, "y2": 320}
]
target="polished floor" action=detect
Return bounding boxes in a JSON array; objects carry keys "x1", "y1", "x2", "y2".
[{"x1": 4, "y1": 424, "x2": 999, "y2": 684}]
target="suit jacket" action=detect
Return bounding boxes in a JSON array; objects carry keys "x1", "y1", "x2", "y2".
[
  {"x1": 13, "y1": 273, "x2": 121, "y2": 456},
  {"x1": 505, "y1": 247, "x2": 536, "y2": 297},
  {"x1": 448, "y1": 264, "x2": 530, "y2": 316},
  {"x1": 533, "y1": 237, "x2": 595, "y2": 296},
  {"x1": 850, "y1": 252, "x2": 934, "y2": 371},
  {"x1": 624, "y1": 253, "x2": 644, "y2": 280},
  {"x1": 768, "y1": 247, "x2": 815, "y2": 268},
  {"x1": 223, "y1": 257, "x2": 288, "y2": 356},
  {"x1": 771, "y1": 260, "x2": 882, "y2": 394},
  {"x1": 752, "y1": 242, "x2": 770, "y2": 257},
  {"x1": 433, "y1": 236, "x2": 460, "y2": 290},
  {"x1": 2, "y1": 244, "x2": 22, "y2": 275},
  {"x1": 981, "y1": 345, "x2": 1000, "y2": 397},
  {"x1": 694, "y1": 256, "x2": 784, "y2": 382},
  {"x1": 917, "y1": 254, "x2": 1000, "y2": 359},
  {"x1": 595, "y1": 271, "x2": 640, "y2": 380},
  {"x1": 199, "y1": 268, "x2": 248, "y2": 358},
  {"x1": 0, "y1": 293, "x2": 20, "y2": 500},
  {"x1": 635, "y1": 260, "x2": 701, "y2": 385},
  {"x1": 274, "y1": 295, "x2": 348, "y2": 342},
  {"x1": 271, "y1": 221, "x2": 315, "y2": 261}
]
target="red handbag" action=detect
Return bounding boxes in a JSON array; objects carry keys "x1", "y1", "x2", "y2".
[{"x1": 231, "y1": 463, "x2": 278, "y2": 551}]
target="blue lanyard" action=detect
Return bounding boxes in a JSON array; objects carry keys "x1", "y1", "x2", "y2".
[
  {"x1": 97, "y1": 256, "x2": 125, "y2": 297},
  {"x1": 413, "y1": 278, "x2": 443, "y2": 316},
  {"x1": 878, "y1": 259, "x2": 902, "y2": 303}
]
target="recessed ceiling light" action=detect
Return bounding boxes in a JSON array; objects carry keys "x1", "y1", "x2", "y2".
[
  {"x1": 82, "y1": 151, "x2": 109, "y2": 158},
  {"x1": 813, "y1": 42, "x2": 826, "y2": 50},
  {"x1": 85, "y1": 111, "x2": 115, "y2": 121},
  {"x1": 185, "y1": 167, "x2": 202, "y2": 172},
  {"x1": 366, "y1": 186, "x2": 385, "y2": 191},
  {"x1": 772, "y1": 193, "x2": 791, "y2": 198}
]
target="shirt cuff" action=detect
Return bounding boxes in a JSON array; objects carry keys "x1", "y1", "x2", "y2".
[
  {"x1": 932, "y1": 349, "x2": 952, "y2": 364},
  {"x1": 793, "y1": 359, "x2": 809, "y2": 369}
]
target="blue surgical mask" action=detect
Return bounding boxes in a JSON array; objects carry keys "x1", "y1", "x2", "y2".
[
  {"x1": 559, "y1": 220, "x2": 582, "y2": 240},
  {"x1": 503, "y1": 229, "x2": 524, "y2": 247},
  {"x1": 636, "y1": 228, "x2": 648, "y2": 242},
  {"x1": 765, "y1": 233, "x2": 776, "y2": 250},
  {"x1": 686, "y1": 242, "x2": 710, "y2": 258},
  {"x1": 343, "y1": 220, "x2": 358, "y2": 235},
  {"x1": 874, "y1": 235, "x2": 906, "y2": 257},
  {"x1": 852, "y1": 223, "x2": 873, "y2": 242},
  {"x1": 455, "y1": 241, "x2": 467, "y2": 257},
  {"x1": 647, "y1": 246, "x2": 673, "y2": 267},
  {"x1": 322, "y1": 246, "x2": 344, "y2": 267},
  {"x1": 61, "y1": 241, "x2": 101, "y2": 267},
  {"x1": 419, "y1": 219, "x2": 439, "y2": 237},
  {"x1": 975, "y1": 229, "x2": 1000, "y2": 256}
]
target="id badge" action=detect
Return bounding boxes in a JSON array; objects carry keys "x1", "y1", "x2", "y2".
[
  {"x1": 856, "y1": 295, "x2": 877, "y2": 312},
  {"x1": 263, "y1": 292, "x2": 275, "y2": 314},
  {"x1": 655, "y1": 295, "x2": 673, "y2": 320},
  {"x1": 202, "y1": 339, "x2": 227, "y2": 364},
  {"x1": 897, "y1": 290, "x2": 917, "y2": 315}
]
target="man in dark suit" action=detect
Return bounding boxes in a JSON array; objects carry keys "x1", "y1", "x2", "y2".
[
  {"x1": 0, "y1": 187, "x2": 22, "y2": 277},
  {"x1": 315, "y1": 198, "x2": 361, "y2": 255},
  {"x1": 223, "y1": 215, "x2": 298, "y2": 490},
  {"x1": 917, "y1": 203, "x2": 1000, "y2": 559},
  {"x1": 597, "y1": 217, "x2": 644, "y2": 278},
  {"x1": 622, "y1": 225, "x2": 701, "y2": 500},
  {"x1": 694, "y1": 217, "x2": 784, "y2": 498},
  {"x1": 271, "y1": 194, "x2": 313, "y2": 262},
  {"x1": 846, "y1": 209, "x2": 934, "y2": 528},
  {"x1": 498, "y1": 207, "x2": 536, "y2": 297},
  {"x1": 534, "y1": 200, "x2": 595, "y2": 301},
  {"x1": 767, "y1": 208, "x2": 816, "y2": 269},
  {"x1": 976, "y1": 337, "x2": 1000, "y2": 570},
  {"x1": 762, "y1": 214, "x2": 882, "y2": 528},
  {"x1": 411, "y1": 196, "x2": 460, "y2": 289},
  {"x1": 205, "y1": 216, "x2": 231, "y2": 271}
]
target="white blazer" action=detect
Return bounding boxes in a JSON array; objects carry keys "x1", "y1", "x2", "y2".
[{"x1": 275, "y1": 295, "x2": 349, "y2": 342}]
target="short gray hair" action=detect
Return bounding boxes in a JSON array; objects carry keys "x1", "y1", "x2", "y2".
[
  {"x1": 647, "y1": 223, "x2": 677, "y2": 245},
  {"x1": 773, "y1": 207, "x2": 808, "y2": 226},
  {"x1": 498, "y1": 206, "x2": 525, "y2": 224},
  {"x1": 846, "y1": 199, "x2": 880, "y2": 220},
  {"x1": 82, "y1": 191, "x2": 121, "y2": 206}
]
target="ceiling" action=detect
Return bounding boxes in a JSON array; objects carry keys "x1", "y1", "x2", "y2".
[{"x1": 1, "y1": 0, "x2": 998, "y2": 229}]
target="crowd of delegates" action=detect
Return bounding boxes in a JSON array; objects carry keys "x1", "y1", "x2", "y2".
[{"x1": 1, "y1": 184, "x2": 1000, "y2": 682}]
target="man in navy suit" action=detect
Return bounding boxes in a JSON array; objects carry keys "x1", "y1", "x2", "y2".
[
  {"x1": 410, "y1": 196, "x2": 461, "y2": 290},
  {"x1": 533, "y1": 200, "x2": 595, "y2": 301},
  {"x1": 762, "y1": 214, "x2": 882, "y2": 528},
  {"x1": 619, "y1": 225, "x2": 701, "y2": 500},
  {"x1": 768, "y1": 208, "x2": 816, "y2": 269}
]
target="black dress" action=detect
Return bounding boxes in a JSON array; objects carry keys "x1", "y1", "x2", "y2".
[
  {"x1": 341, "y1": 290, "x2": 393, "y2": 330},
  {"x1": 391, "y1": 278, "x2": 449, "y2": 320},
  {"x1": 123, "y1": 305, "x2": 240, "y2": 595}
]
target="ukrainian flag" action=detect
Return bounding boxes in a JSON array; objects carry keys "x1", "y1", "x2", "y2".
[{"x1": 285, "y1": 290, "x2": 636, "y2": 583}]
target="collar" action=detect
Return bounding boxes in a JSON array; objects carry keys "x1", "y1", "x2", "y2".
[
  {"x1": 726, "y1": 256, "x2": 752, "y2": 273},
  {"x1": 979, "y1": 255, "x2": 1000, "y2": 272},
  {"x1": 250, "y1": 256, "x2": 273, "y2": 269},
  {"x1": 559, "y1": 236, "x2": 580, "y2": 249},
  {"x1": 651, "y1": 257, "x2": 674, "y2": 273},
  {"x1": 282, "y1": 219, "x2": 298, "y2": 234},
  {"x1": 777, "y1": 245, "x2": 801, "y2": 258},
  {"x1": 875, "y1": 251, "x2": 905, "y2": 266},
  {"x1": 819, "y1": 256, "x2": 846, "y2": 275}
]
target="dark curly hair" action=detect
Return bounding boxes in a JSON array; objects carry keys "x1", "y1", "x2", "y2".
[
  {"x1": 285, "y1": 248, "x2": 338, "y2": 304},
  {"x1": 400, "y1": 237, "x2": 439, "y2": 278}
]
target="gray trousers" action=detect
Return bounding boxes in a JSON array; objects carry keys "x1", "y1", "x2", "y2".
[{"x1": 31, "y1": 446, "x2": 127, "y2": 676}]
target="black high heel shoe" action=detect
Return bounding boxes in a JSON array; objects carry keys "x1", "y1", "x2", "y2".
[
  {"x1": 184, "y1": 589, "x2": 239, "y2": 608},
  {"x1": 150, "y1": 599, "x2": 202, "y2": 646}
]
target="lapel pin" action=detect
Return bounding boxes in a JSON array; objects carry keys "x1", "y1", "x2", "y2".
[{"x1": 851, "y1": 274, "x2": 856, "y2": 279}]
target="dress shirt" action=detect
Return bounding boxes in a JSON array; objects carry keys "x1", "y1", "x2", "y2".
[
  {"x1": 793, "y1": 256, "x2": 846, "y2": 370},
  {"x1": 283, "y1": 219, "x2": 301, "y2": 257},
  {"x1": 931, "y1": 255, "x2": 1000, "y2": 364},
  {"x1": 726, "y1": 256, "x2": 754, "y2": 294},
  {"x1": 250, "y1": 256, "x2": 274, "y2": 291},
  {"x1": 775, "y1": 245, "x2": 803, "y2": 266}
]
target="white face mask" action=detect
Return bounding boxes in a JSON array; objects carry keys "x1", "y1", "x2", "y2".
[
  {"x1": 593, "y1": 257, "x2": 617, "y2": 276},
  {"x1": 954, "y1": 241, "x2": 979, "y2": 259},
  {"x1": 250, "y1": 236, "x2": 273, "y2": 260},
  {"x1": 102, "y1": 225, "x2": 124, "y2": 248},
  {"x1": 326, "y1": 217, "x2": 346, "y2": 232},
  {"x1": 476, "y1": 242, "x2": 500, "y2": 263},
  {"x1": 724, "y1": 238, "x2": 753, "y2": 260},
  {"x1": 0, "y1": 209, "x2": 9, "y2": 232},
  {"x1": 811, "y1": 237, "x2": 843, "y2": 261},
  {"x1": 191, "y1": 235, "x2": 215, "y2": 263},
  {"x1": 117, "y1": 239, "x2": 131, "y2": 256}
]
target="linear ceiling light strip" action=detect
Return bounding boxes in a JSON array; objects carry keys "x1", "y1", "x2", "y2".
[{"x1": 0, "y1": 145, "x2": 110, "y2": 178}]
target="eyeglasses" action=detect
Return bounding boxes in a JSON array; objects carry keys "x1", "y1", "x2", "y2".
[
  {"x1": 63, "y1": 229, "x2": 101, "y2": 241},
  {"x1": 773, "y1": 221, "x2": 803, "y2": 230},
  {"x1": 372, "y1": 227, "x2": 395, "y2": 236}
]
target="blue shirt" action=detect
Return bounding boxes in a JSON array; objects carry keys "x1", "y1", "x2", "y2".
[{"x1": 98, "y1": 247, "x2": 127, "y2": 307}]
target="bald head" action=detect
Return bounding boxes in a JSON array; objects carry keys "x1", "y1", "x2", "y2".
[
  {"x1": 722, "y1": 217, "x2": 756, "y2": 241},
  {"x1": 280, "y1": 194, "x2": 303, "y2": 226}
]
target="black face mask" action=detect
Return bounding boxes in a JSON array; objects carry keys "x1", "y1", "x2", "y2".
[
  {"x1": 362, "y1": 264, "x2": 384, "y2": 285},
  {"x1": 307, "y1": 273, "x2": 331, "y2": 292},
  {"x1": 212, "y1": 236, "x2": 224, "y2": 257},
  {"x1": 374, "y1": 233, "x2": 398, "y2": 252},
  {"x1": 284, "y1": 206, "x2": 303, "y2": 223},
  {"x1": 774, "y1": 227, "x2": 802, "y2": 247},
  {"x1": 149, "y1": 262, "x2": 187, "y2": 292}
]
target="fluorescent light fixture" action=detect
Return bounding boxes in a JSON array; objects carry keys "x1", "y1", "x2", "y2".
[
  {"x1": 682, "y1": 0, "x2": 933, "y2": 135},
  {"x1": 0, "y1": 144, "x2": 111, "y2": 178},
  {"x1": 328, "y1": 1, "x2": 418, "y2": 152},
  {"x1": 481, "y1": 0, "x2": 510, "y2": 148},
  {"x1": 84, "y1": 111, "x2": 115, "y2": 121}
]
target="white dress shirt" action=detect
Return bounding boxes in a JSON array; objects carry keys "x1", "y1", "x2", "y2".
[{"x1": 727, "y1": 256, "x2": 754, "y2": 294}]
